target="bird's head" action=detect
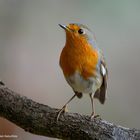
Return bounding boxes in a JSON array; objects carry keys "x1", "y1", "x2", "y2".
[{"x1": 59, "y1": 23, "x2": 97, "y2": 48}]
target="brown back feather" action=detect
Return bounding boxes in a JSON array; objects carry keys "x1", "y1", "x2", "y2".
[{"x1": 94, "y1": 59, "x2": 108, "y2": 104}]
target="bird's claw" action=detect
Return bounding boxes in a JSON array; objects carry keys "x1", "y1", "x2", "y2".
[
  {"x1": 56, "y1": 106, "x2": 67, "y2": 121},
  {"x1": 90, "y1": 113, "x2": 100, "y2": 119}
]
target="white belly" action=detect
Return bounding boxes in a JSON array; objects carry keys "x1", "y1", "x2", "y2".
[{"x1": 66, "y1": 71, "x2": 102, "y2": 94}]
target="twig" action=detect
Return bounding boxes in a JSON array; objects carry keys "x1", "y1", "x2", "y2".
[{"x1": 0, "y1": 82, "x2": 140, "y2": 140}]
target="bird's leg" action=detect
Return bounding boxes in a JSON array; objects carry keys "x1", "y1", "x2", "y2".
[
  {"x1": 89, "y1": 93, "x2": 99, "y2": 119},
  {"x1": 89, "y1": 93, "x2": 95, "y2": 119},
  {"x1": 57, "y1": 94, "x2": 76, "y2": 121}
]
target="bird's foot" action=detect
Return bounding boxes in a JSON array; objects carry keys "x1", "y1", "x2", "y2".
[
  {"x1": 90, "y1": 113, "x2": 100, "y2": 120},
  {"x1": 56, "y1": 105, "x2": 67, "y2": 121}
]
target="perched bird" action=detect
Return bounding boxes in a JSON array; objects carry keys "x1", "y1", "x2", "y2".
[{"x1": 57, "y1": 23, "x2": 108, "y2": 121}]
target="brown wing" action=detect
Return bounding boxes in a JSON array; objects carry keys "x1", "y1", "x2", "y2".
[{"x1": 94, "y1": 59, "x2": 108, "y2": 104}]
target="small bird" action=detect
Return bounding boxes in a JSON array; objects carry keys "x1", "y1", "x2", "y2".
[{"x1": 57, "y1": 23, "x2": 108, "y2": 121}]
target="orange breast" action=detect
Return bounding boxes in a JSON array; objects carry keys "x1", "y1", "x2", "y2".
[{"x1": 60, "y1": 36, "x2": 98, "y2": 79}]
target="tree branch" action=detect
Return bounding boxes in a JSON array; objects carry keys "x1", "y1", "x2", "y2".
[{"x1": 0, "y1": 81, "x2": 140, "y2": 140}]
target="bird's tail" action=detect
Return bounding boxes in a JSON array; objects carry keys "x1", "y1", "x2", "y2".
[{"x1": 94, "y1": 87, "x2": 106, "y2": 104}]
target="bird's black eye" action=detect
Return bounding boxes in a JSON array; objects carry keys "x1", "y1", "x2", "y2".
[{"x1": 78, "y1": 28, "x2": 84, "y2": 34}]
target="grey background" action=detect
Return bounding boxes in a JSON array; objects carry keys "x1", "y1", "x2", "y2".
[{"x1": 0, "y1": 0, "x2": 140, "y2": 140}]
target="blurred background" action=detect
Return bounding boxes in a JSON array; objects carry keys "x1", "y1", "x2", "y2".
[{"x1": 0, "y1": 0, "x2": 140, "y2": 139}]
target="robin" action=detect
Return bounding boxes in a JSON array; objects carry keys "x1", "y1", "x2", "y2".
[{"x1": 57, "y1": 23, "x2": 108, "y2": 121}]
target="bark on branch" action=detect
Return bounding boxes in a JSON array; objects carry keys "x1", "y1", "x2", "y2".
[{"x1": 0, "y1": 81, "x2": 140, "y2": 140}]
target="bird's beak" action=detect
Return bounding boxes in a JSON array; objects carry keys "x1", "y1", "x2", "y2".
[{"x1": 59, "y1": 24, "x2": 69, "y2": 31}]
